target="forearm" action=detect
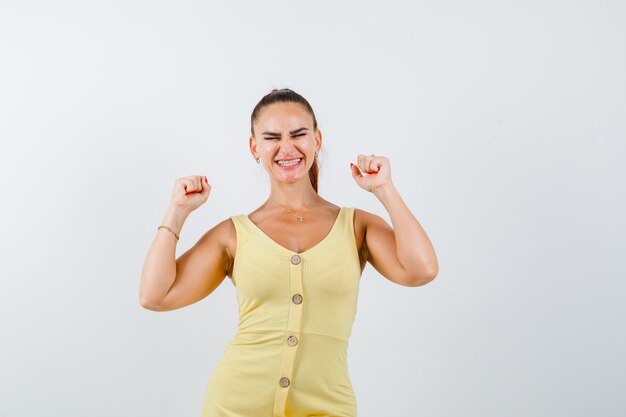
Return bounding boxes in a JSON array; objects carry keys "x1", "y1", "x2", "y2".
[
  {"x1": 373, "y1": 183, "x2": 438, "y2": 278},
  {"x1": 139, "y1": 206, "x2": 190, "y2": 308}
]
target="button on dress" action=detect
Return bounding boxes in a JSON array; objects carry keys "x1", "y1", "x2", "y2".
[{"x1": 201, "y1": 207, "x2": 362, "y2": 417}]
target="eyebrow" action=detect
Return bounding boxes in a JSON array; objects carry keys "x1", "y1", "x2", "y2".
[{"x1": 261, "y1": 127, "x2": 309, "y2": 136}]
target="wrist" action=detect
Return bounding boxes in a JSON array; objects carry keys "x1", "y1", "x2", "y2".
[
  {"x1": 372, "y1": 182, "x2": 397, "y2": 199},
  {"x1": 161, "y1": 206, "x2": 190, "y2": 234},
  {"x1": 165, "y1": 204, "x2": 192, "y2": 217}
]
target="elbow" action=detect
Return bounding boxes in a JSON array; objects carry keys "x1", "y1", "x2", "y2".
[
  {"x1": 139, "y1": 292, "x2": 167, "y2": 311},
  {"x1": 408, "y1": 265, "x2": 439, "y2": 287}
]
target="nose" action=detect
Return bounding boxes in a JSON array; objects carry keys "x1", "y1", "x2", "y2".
[{"x1": 278, "y1": 137, "x2": 299, "y2": 150}]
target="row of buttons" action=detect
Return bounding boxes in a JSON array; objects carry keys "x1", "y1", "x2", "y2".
[
  {"x1": 291, "y1": 257, "x2": 303, "y2": 305},
  {"x1": 278, "y1": 336, "x2": 298, "y2": 387},
  {"x1": 292, "y1": 256, "x2": 303, "y2": 302},
  {"x1": 278, "y1": 255, "x2": 304, "y2": 390}
]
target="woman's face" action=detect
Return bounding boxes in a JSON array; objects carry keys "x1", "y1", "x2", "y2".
[{"x1": 250, "y1": 102, "x2": 322, "y2": 185}]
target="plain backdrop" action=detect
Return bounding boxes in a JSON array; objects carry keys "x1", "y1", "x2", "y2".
[{"x1": 1, "y1": 1, "x2": 625, "y2": 416}]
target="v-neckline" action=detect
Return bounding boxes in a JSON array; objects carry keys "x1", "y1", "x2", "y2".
[{"x1": 244, "y1": 207, "x2": 344, "y2": 255}]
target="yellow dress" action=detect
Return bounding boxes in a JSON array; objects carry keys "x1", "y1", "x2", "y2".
[{"x1": 201, "y1": 207, "x2": 362, "y2": 417}]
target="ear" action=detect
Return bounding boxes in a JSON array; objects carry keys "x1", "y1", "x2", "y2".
[
  {"x1": 249, "y1": 135, "x2": 257, "y2": 158},
  {"x1": 315, "y1": 129, "x2": 322, "y2": 152}
]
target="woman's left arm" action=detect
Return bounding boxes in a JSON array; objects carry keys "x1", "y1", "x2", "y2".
[{"x1": 351, "y1": 154, "x2": 439, "y2": 287}]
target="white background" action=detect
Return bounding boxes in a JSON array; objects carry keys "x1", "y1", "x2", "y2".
[{"x1": 1, "y1": 1, "x2": 625, "y2": 416}]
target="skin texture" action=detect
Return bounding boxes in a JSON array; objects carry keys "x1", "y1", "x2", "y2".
[{"x1": 139, "y1": 101, "x2": 438, "y2": 311}]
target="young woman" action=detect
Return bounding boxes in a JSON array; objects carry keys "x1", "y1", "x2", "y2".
[{"x1": 139, "y1": 88, "x2": 438, "y2": 417}]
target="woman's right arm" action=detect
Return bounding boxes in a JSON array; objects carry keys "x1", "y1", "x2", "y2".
[{"x1": 139, "y1": 175, "x2": 232, "y2": 311}]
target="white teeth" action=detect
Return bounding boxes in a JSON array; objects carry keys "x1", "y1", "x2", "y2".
[{"x1": 277, "y1": 158, "x2": 301, "y2": 166}]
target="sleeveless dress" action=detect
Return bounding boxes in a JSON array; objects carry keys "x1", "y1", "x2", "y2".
[{"x1": 200, "y1": 207, "x2": 362, "y2": 417}]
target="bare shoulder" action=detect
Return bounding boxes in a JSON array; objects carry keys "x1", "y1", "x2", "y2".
[
  {"x1": 353, "y1": 208, "x2": 379, "y2": 265},
  {"x1": 353, "y1": 208, "x2": 390, "y2": 261},
  {"x1": 198, "y1": 216, "x2": 236, "y2": 245},
  {"x1": 193, "y1": 216, "x2": 238, "y2": 277},
  {"x1": 353, "y1": 207, "x2": 386, "y2": 233}
]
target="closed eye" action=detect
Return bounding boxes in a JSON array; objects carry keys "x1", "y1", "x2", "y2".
[{"x1": 264, "y1": 133, "x2": 306, "y2": 140}]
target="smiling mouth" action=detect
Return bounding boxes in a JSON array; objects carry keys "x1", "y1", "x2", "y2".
[{"x1": 275, "y1": 158, "x2": 303, "y2": 167}]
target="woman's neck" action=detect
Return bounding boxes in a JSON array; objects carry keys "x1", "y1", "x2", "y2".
[{"x1": 264, "y1": 179, "x2": 322, "y2": 211}]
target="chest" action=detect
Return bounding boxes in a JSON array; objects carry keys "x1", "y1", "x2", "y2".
[
  {"x1": 246, "y1": 210, "x2": 366, "y2": 270},
  {"x1": 256, "y1": 221, "x2": 335, "y2": 254}
]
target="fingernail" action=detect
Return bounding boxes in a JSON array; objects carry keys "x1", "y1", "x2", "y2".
[{"x1": 349, "y1": 163, "x2": 353, "y2": 169}]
